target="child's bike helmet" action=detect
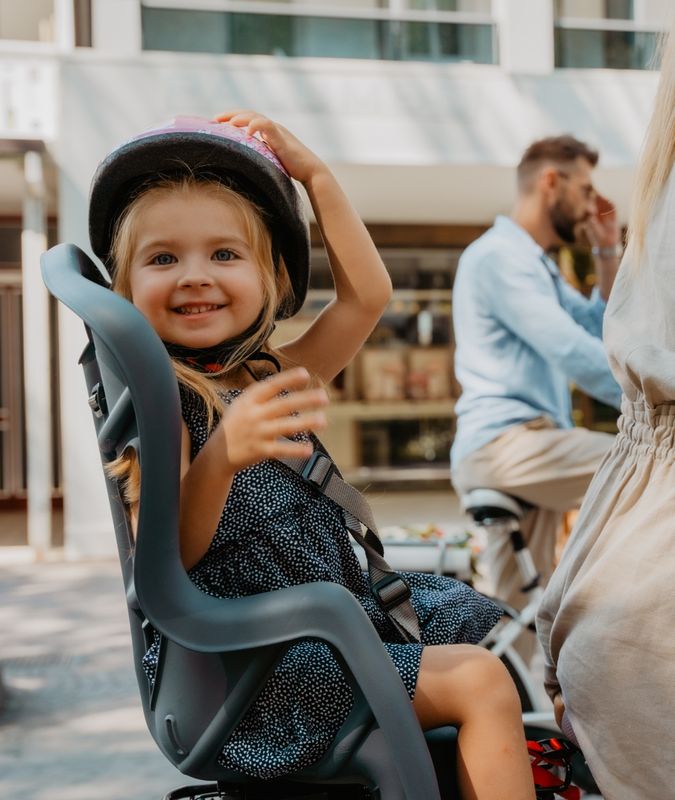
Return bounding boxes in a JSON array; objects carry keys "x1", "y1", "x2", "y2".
[{"x1": 88, "y1": 116, "x2": 310, "y2": 319}]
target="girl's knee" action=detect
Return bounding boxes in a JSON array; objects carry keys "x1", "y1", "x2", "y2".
[
  {"x1": 469, "y1": 648, "x2": 522, "y2": 715},
  {"x1": 416, "y1": 645, "x2": 521, "y2": 728},
  {"x1": 451, "y1": 646, "x2": 518, "y2": 701}
]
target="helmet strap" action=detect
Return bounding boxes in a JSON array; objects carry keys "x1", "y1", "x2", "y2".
[{"x1": 162, "y1": 314, "x2": 278, "y2": 374}]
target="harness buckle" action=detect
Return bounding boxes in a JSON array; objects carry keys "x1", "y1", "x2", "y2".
[
  {"x1": 372, "y1": 573, "x2": 412, "y2": 612},
  {"x1": 88, "y1": 382, "x2": 107, "y2": 418},
  {"x1": 301, "y1": 451, "x2": 334, "y2": 491}
]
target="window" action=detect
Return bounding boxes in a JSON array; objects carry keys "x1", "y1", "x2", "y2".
[
  {"x1": 395, "y1": 19, "x2": 493, "y2": 61},
  {"x1": 555, "y1": 1, "x2": 633, "y2": 19},
  {"x1": 408, "y1": 0, "x2": 491, "y2": 10},
  {"x1": 142, "y1": 8, "x2": 228, "y2": 53},
  {"x1": 232, "y1": 14, "x2": 384, "y2": 59},
  {"x1": 554, "y1": 0, "x2": 664, "y2": 69},
  {"x1": 555, "y1": 28, "x2": 659, "y2": 69},
  {"x1": 74, "y1": 0, "x2": 92, "y2": 47},
  {"x1": 141, "y1": 2, "x2": 496, "y2": 63},
  {"x1": 0, "y1": 0, "x2": 54, "y2": 43}
]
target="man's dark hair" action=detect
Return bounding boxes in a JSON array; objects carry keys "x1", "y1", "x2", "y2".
[{"x1": 517, "y1": 135, "x2": 599, "y2": 190}]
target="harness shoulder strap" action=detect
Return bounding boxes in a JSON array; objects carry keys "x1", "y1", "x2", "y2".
[
  {"x1": 235, "y1": 362, "x2": 421, "y2": 643},
  {"x1": 278, "y1": 440, "x2": 421, "y2": 644}
]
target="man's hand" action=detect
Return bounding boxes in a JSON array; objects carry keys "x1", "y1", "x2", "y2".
[
  {"x1": 580, "y1": 193, "x2": 621, "y2": 300},
  {"x1": 582, "y1": 193, "x2": 620, "y2": 250}
]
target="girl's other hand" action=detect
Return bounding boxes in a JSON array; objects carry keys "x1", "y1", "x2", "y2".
[
  {"x1": 220, "y1": 367, "x2": 328, "y2": 471},
  {"x1": 214, "y1": 110, "x2": 325, "y2": 184}
]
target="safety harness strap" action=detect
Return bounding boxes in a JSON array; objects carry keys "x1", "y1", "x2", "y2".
[{"x1": 278, "y1": 444, "x2": 421, "y2": 644}]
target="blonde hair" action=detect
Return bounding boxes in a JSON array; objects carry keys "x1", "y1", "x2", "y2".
[
  {"x1": 627, "y1": 25, "x2": 675, "y2": 259},
  {"x1": 106, "y1": 173, "x2": 293, "y2": 505}
]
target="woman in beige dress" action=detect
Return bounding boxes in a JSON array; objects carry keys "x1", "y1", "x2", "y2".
[{"x1": 536, "y1": 25, "x2": 675, "y2": 800}]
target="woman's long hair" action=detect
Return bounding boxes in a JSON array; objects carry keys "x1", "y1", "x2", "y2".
[
  {"x1": 105, "y1": 173, "x2": 294, "y2": 506},
  {"x1": 626, "y1": 24, "x2": 675, "y2": 259}
]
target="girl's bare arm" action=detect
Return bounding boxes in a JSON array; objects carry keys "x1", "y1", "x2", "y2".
[
  {"x1": 177, "y1": 368, "x2": 328, "y2": 569},
  {"x1": 215, "y1": 111, "x2": 393, "y2": 383},
  {"x1": 295, "y1": 166, "x2": 393, "y2": 381}
]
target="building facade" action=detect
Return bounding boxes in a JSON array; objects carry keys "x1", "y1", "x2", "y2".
[{"x1": 0, "y1": 0, "x2": 669, "y2": 556}]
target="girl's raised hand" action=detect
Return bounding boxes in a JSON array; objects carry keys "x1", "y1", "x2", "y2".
[
  {"x1": 214, "y1": 110, "x2": 325, "y2": 184},
  {"x1": 219, "y1": 367, "x2": 328, "y2": 472}
]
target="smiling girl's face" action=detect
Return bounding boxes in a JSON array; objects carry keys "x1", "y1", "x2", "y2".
[{"x1": 127, "y1": 185, "x2": 266, "y2": 349}]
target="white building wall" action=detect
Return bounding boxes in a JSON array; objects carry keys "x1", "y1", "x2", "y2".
[
  {"x1": 494, "y1": 0, "x2": 554, "y2": 74},
  {"x1": 635, "y1": 0, "x2": 672, "y2": 26},
  {"x1": 59, "y1": 50, "x2": 658, "y2": 227},
  {"x1": 56, "y1": 168, "x2": 114, "y2": 559},
  {"x1": 92, "y1": 0, "x2": 141, "y2": 54}
]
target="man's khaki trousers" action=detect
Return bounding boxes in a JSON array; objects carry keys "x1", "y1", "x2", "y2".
[{"x1": 451, "y1": 418, "x2": 613, "y2": 662}]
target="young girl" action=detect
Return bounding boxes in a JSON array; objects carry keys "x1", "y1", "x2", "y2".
[{"x1": 91, "y1": 110, "x2": 536, "y2": 800}]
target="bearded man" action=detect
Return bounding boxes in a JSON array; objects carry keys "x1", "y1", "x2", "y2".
[{"x1": 450, "y1": 136, "x2": 622, "y2": 662}]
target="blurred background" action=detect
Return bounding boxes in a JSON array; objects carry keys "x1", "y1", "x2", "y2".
[{"x1": 0, "y1": 0, "x2": 670, "y2": 559}]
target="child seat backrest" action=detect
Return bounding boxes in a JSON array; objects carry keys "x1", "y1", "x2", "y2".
[
  {"x1": 42, "y1": 243, "x2": 184, "y2": 717},
  {"x1": 41, "y1": 243, "x2": 444, "y2": 798}
]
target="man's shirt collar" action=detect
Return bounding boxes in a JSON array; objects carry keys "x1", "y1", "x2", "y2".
[{"x1": 494, "y1": 215, "x2": 559, "y2": 277}]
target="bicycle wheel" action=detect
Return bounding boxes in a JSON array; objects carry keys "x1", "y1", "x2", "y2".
[{"x1": 498, "y1": 649, "x2": 536, "y2": 713}]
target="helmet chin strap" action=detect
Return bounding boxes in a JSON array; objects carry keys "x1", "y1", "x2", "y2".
[{"x1": 162, "y1": 314, "x2": 279, "y2": 374}]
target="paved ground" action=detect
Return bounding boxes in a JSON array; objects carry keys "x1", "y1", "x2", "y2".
[{"x1": 0, "y1": 558, "x2": 190, "y2": 800}]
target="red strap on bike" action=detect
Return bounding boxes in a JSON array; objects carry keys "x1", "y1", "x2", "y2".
[{"x1": 528, "y1": 739, "x2": 581, "y2": 800}]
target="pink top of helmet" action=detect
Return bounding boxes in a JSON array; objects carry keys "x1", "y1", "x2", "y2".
[{"x1": 126, "y1": 116, "x2": 289, "y2": 176}]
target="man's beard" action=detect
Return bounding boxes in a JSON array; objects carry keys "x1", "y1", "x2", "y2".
[{"x1": 549, "y1": 199, "x2": 581, "y2": 245}]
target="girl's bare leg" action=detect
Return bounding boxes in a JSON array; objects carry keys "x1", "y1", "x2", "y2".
[{"x1": 413, "y1": 644, "x2": 535, "y2": 800}]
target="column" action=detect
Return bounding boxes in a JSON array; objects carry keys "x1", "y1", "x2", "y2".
[
  {"x1": 54, "y1": 0, "x2": 76, "y2": 50},
  {"x1": 21, "y1": 149, "x2": 52, "y2": 559},
  {"x1": 494, "y1": 0, "x2": 555, "y2": 75},
  {"x1": 91, "y1": 0, "x2": 142, "y2": 54}
]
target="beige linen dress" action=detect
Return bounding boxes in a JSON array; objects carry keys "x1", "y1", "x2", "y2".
[{"x1": 537, "y1": 168, "x2": 675, "y2": 800}]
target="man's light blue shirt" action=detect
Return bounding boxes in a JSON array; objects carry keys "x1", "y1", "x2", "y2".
[{"x1": 451, "y1": 215, "x2": 622, "y2": 467}]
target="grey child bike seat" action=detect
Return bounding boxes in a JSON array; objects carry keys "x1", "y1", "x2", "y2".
[{"x1": 41, "y1": 242, "x2": 458, "y2": 799}]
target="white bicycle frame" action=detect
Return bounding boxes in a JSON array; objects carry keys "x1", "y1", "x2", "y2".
[{"x1": 475, "y1": 516, "x2": 554, "y2": 716}]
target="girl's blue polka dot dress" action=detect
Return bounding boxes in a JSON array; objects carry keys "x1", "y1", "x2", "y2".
[{"x1": 142, "y1": 386, "x2": 502, "y2": 780}]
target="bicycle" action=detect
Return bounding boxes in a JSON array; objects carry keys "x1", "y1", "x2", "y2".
[
  {"x1": 462, "y1": 488, "x2": 600, "y2": 796},
  {"x1": 462, "y1": 488, "x2": 545, "y2": 713}
]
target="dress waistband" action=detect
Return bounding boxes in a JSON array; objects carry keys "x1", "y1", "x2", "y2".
[{"x1": 617, "y1": 397, "x2": 675, "y2": 461}]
